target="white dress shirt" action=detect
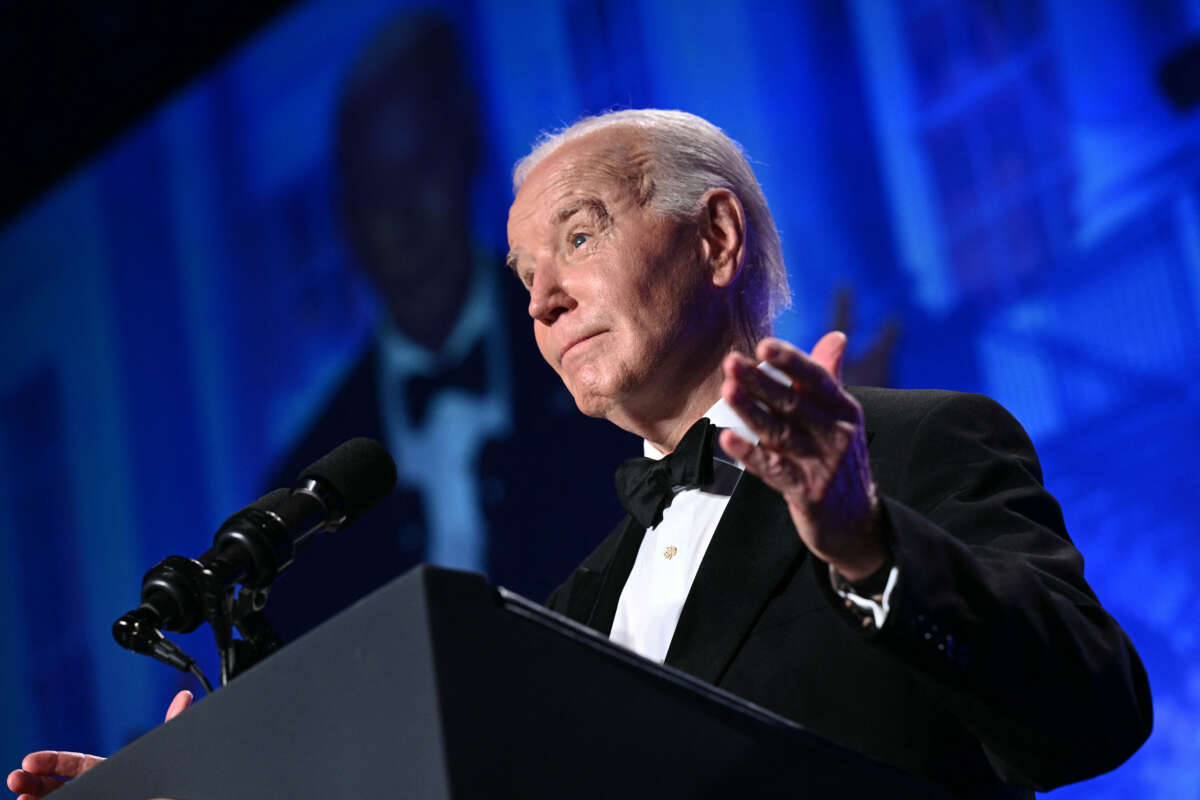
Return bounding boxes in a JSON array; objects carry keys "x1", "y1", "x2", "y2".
[
  {"x1": 609, "y1": 396, "x2": 753, "y2": 663},
  {"x1": 609, "y1": 369, "x2": 898, "y2": 662}
]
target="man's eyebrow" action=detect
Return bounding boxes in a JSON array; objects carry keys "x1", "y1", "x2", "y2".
[
  {"x1": 555, "y1": 196, "x2": 611, "y2": 228},
  {"x1": 507, "y1": 197, "x2": 613, "y2": 279}
]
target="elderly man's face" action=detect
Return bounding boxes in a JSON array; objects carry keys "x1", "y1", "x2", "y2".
[{"x1": 506, "y1": 128, "x2": 725, "y2": 425}]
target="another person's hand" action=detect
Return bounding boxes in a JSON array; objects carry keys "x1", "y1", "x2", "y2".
[
  {"x1": 828, "y1": 287, "x2": 902, "y2": 388},
  {"x1": 7, "y1": 690, "x2": 192, "y2": 799},
  {"x1": 719, "y1": 332, "x2": 886, "y2": 581}
]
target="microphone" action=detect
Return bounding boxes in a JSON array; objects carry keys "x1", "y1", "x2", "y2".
[{"x1": 113, "y1": 438, "x2": 397, "y2": 650}]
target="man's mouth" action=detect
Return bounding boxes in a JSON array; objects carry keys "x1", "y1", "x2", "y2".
[{"x1": 560, "y1": 331, "x2": 605, "y2": 363}]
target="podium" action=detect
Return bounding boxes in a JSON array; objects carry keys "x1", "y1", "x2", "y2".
[{"x1": 59, "y1": 567, "x2": 950, "y2": 798}]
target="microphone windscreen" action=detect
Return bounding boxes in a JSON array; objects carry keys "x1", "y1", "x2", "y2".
[{"x1": 297, "y1": 437, "x2": 397, "y2": 522}]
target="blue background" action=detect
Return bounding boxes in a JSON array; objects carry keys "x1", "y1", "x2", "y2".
[{"x1": 2, "y1": 0, "x2": 1198, "y2": 795}]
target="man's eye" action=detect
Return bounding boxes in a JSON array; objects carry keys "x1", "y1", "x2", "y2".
[{"x1": 571, "y1": 232, "x2": 589, "y2": 250}]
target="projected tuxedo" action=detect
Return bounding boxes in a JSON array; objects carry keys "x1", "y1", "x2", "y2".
[
  {"x1": 548, "y1": 386, "x2": 1151, "y2": 796},
  {"x1": 266, "y1": 267, "x2": 630, "y2": 641}
]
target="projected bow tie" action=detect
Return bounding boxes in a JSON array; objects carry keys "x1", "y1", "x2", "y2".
[{"x1": 614, "y1": 418, "x2": 716, "y2": 529}]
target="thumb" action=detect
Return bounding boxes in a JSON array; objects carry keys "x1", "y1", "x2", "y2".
[
  {"x1": 810, "y1": 331, "x2": 847, "y2": 383},
  {"x1": 164, "y1": 690, "x2": 193, "y2": 722}
]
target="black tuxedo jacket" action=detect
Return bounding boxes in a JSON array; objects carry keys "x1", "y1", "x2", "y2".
[{"x1": 548, "y1": 387, "x2": 1151, "y2": 797}]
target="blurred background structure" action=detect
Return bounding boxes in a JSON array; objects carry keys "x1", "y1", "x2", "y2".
[{"x1": 2, "y1": 1, "x2": 1199, "y2": 796}]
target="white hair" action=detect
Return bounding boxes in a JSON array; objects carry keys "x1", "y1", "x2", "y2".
[{"x1": 512, "y1": 109, "x2": 790, "y2": 347}]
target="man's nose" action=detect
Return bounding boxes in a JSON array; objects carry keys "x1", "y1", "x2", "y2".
[{"x1": 528, "y1": 261, "x2": 575, "y2": 324}]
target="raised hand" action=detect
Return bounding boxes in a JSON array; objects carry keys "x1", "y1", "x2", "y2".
[
  {"x1": 719, "y1": 332, "x2": 885, "y2": 581},
  {"x1": 7, "y1": 690, "x2": 192, "y2": 799}
]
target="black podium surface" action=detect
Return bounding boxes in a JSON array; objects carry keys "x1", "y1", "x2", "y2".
[{"x1": 59, "y1": 566, "x2": 951, "y2": 799}]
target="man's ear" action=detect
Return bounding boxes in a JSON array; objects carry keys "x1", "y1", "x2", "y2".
[{"x1": 699, "y1": 188, "x2": 746, "y2": 288}]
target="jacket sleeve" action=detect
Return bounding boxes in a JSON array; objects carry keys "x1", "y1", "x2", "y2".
[{"x1": 850, "y1": 392, "x2": 1152, "y2": 790}]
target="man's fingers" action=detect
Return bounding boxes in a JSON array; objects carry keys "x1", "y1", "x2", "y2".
[
  {"x1": 9, "y1": 699, "x2": 179, "y2": 796},
  {"x1": 165, "y1": 689, "x2": 193, "y2": 722},
  {"x1": 8, "y1": 767, "x2": 65, "y2": 798},
  {"x1": 21, "y1": 751, "x2": 103, "y2": 780},
  {"x1": 808, "y1": 331, "x2": 847, "y2": 383},
  {"x1": 718, "y1": 429, "x2": 776, "y2": 480},
  {"x1": 724, "y1": 355, "x2": 846, "y2": 427},
  {"x1": 721, "y1": 428, "x2": 808, "y2": 494},
  {"x1": 753, "y1": 337, "x2": 845, "y2": 401},
  {"x1": 723, "y1": 347, "x2": 858, "y2": 449},
  {"x1": 724, "y1": 383, "x2": 792, "y2": 453},
  {"x1": 725, "y1": 355, "x2": 798, "y2": 411},
  {"x1": 723, "y1": 382, "x2": 814, "y2": 454},
  {"x1": 10, "y1": 751, "x2": 104, "y2": 798},
  {"x1": 752, "y1": 333, "x2": 846, "y2": 386},
  {"x1": 718, "y1": 428, "x2": 755, "y2": 463}
]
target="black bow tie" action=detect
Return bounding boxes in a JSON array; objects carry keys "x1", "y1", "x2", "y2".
[
  {"x1": 614, "y1": 418, "x2": 716, "y2": 529},
  {"x1": 402, "y1": 338, "x2": 488, "y2": 427}
]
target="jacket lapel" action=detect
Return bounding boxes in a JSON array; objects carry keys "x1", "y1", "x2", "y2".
[
  {"x1": 572, "y1": 516, "x2": 645, "y2": 635},
  {"x1": 663, "y1": 473, "x2": 804, "y2": 684}
]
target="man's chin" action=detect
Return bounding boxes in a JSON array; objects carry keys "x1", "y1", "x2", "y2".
[
  {"x1": 562, "y1": 374, "x2": 619, "y2": 420},
  {"x1": 569, "y1": 389, "x2": 615, "y2": 420}
]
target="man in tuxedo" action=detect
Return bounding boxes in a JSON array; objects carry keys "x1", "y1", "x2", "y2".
[
  {"x1": 9, "y1": 109, "x2": 1150, "y2": 798},
  {"x1": 504, "y1": 109, "x2": 1151, "y2": 795}
]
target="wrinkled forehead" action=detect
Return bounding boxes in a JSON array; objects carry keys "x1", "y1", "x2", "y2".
[{"x1": 507, "y1": 128, "x2": 648, "y2": 236}]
